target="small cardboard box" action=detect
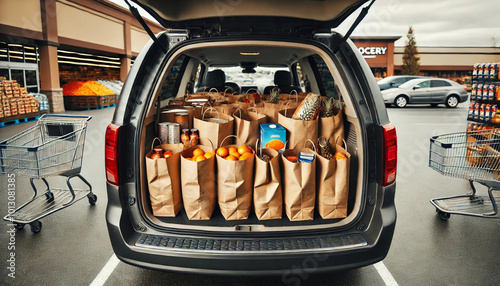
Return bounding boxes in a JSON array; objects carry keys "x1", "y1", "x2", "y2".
[{"x1": 260, "y1": 123, "x2": 287, "y2": 153}]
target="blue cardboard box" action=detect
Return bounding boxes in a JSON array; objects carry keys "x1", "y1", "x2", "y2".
[{"x1": 260, "y1": 123, "x2": 286, "y2": 152}]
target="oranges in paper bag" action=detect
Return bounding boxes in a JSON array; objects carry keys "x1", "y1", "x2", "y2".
[{"x1": 216, "y1": 145, "x2": 254, "y2": 160}]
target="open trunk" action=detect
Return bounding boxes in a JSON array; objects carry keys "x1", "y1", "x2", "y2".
[{"x1": 136, "y1": 38, "x2": 365, "y2": 233}]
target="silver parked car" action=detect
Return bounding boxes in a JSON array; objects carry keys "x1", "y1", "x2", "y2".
[
  {"x1": 377, "y1": 75, "x2": 425, "y2": 91},
  {"x1": 381, "y1": 78, "x2": 468, "y2": 108}
]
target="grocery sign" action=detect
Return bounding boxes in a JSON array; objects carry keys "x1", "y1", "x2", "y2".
[{"x1": 358, "y1": 47, "x2": 387, "y2": 59}]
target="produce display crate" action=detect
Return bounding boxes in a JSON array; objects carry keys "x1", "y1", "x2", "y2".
[
  {"x1": 64, "y1": 94, "x2": 116, "y2": 110},
  {"x1": 0, "y1": 110, "x2": 41, "y2": 126}
]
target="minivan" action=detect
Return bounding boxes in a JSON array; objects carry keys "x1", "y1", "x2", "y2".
[{"x1": 105, "y1": 0, "x2": 397, "y2": 275}]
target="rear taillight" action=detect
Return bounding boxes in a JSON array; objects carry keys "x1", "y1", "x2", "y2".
[
  {"x1": 105, "y1": 124, "x2": 120, "y2": 185},
  {"x1": 382, "y1": 123, "x2": 397, "y2": 186}
]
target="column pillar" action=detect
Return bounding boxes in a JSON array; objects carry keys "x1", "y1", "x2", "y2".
[
  {"x1": 121, "y1": 21, "x2": 132, "y2": 82},
  {"x1": 386, "y1": 42, "x2": 395, "y2": 77},
  {"x1": 39, "y1": 43, "x2": 64, "y2": 112},
  {"x1": 39, "y1": 0, "x2": 64, "y2": 112},
  {"x1": 120, "y1": 56, "x2": 132, "y2": 82}
]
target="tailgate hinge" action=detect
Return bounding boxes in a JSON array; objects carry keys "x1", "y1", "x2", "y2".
[
  {"x1": 333, "y1": 0, "x2": 375, "y2": 53},
  {"x1": 124, "y1": 0, "x2": 168, "y2": 53}
]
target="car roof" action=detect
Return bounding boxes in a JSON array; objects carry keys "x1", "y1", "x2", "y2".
[
  {"x1": 401, "y1": 78, "x2": 457, "y2": 86},
  {"x1": 131, "y1": 0, "x2": 369, "y2": 30}
]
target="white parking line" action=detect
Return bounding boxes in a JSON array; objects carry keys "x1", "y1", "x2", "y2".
[
  {"x1": 374, "y1": 261, "x2": 399, "y2": 286},
  {"x1": 89, "y1": 254, "x2": 120, "y2": 286}
]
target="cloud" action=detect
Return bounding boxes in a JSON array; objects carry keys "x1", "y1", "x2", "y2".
[{"x1": 338, "y1": 0, "x2": 500, "y2": 47}]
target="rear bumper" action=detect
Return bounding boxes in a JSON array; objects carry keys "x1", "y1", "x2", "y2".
[{"x1": 105, "y1": 183, "x2": 396, "y2": 275}]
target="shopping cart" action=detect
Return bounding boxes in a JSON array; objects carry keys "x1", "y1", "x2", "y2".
[
  {"x1": 429, "y1": 129, "x2": 500, "y2": 220},
  {"x1": 0, "y1": 114, "x2": 96, "y2": 233}
]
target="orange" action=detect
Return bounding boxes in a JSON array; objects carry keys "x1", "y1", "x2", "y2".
[
  {"x1": 195, "y1": 155, "x2": 206, "y2": 162},
  {"x1": 226, "y1": 155, "x2": 238, "y2": 161},
  {"x1": 265, "y1": 139, "x2": 285, "y2": 151},
  {"x1": 238, "y1": 145, "x2": 252, "y2": 155},
  {"x1": 216, "y1": 147, "x2": 229, "y2": 157},
  {"x1": 228, "y1": 147, "x2": 238, "y2": 155},
  {"x1": 185, "y1": 157, "x2": 193, "y2": 161},
  {"x1": 239, "y1": 152, "x2": 253, "y2": 160},
  {"x1": 204, "y1": 152, "x2": 214, "y2": 159},
  {"x1": 192, "y1": 148, "x2": 205, "y2": 157}
]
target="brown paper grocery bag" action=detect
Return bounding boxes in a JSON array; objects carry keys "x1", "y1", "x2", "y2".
[
  {"x1": 216, "y1": 136, "x2": 255, "y2": 220},
  {"x1": 319, "y1": 101, "x2": 345, "y2": 146},
  {"x1": 254, "y1": 147, "x2": 282, "y2": 220},
  {"x1": 281, "y1": 141, "x2": 316, "y2": 221},
  {"x1": 193, "y1": 107, "x2": 234, "y2": 147},
  {"x1": 278, "y1": 108, "x2": 318, "y2": 150},
  {"x1": 258, "y1": 102, "x2": 283, "y2": 124},
  {"x1": 180, "y1": 139, "x2": 216, "y2": 220},
  {"x1": 145, "y1": 139, "x2": 184, "y2": 217},
  {"x1": 233, "y1": 108, "x2": 266, "y2": 147},
  {"x1": 316, "y1": 143, "x2": 350, "y2": 219}
]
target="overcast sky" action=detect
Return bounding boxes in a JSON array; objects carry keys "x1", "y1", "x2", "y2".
[
  {"x1": 337, "y1": 0, "x2": 500, "y2": 47},
  {"x1": 113, "y1": 0, "x2": 500, "y2": 47}
]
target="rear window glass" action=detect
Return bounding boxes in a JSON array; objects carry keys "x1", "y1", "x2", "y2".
[
  {"x1": 160, "y1": 55, "x2": 186, "y2": 101},
  {"x1": 431, "y1": 80, "x2": 451, "y2": 87},
  {"x1": 312, "y1": 55, "x2": 338, "y2": 99},
  {"x1": 207, "y1": 66, "x2": 289, "y2": 93}
]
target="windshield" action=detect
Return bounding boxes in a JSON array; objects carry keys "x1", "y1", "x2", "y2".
[
  {"x1": 377, "y1": 77, "x2": 394, "y2": 84},
  {"x1": 208, "y1": 66, "x2": 289, "y2": 93},
  {"x1": 398, "y1": 79, "x2": 421, "y2": 89}
]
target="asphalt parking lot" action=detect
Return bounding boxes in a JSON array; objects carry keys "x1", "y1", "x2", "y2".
[{"x1": 1, "y1": 100, "x2": 500, "y2": 286}]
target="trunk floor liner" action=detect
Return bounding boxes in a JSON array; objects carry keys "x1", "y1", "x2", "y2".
[{"x1": 156, "y1": 205, "x2": 345, "y2": 227}]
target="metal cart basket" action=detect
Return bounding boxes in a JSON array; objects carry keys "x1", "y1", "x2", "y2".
[
  {"x1": 0, "y1": 114, "x2": 96, "y2": 233},
  {"x1": 429, "y1": 129, "x2": 500, "y2": 220}
]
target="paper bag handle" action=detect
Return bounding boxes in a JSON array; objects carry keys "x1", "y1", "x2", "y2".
[
  {"x1": 246, "y1": 88, "x2": 259, "y2": 95},
  {"x1": 198, "y1": 137, "x2": 215, "y2": 152},
  {"x1": 232, "y1": 108, "x2": 242, "y2": 118},
  {"x1": 288, "y1": 90, "x2": 298, "y2": 102},
  {"x1": 208, "y1": 87, "x2": 219, "y2": 94},
  {"x1": 281, "y1": 101, "x2": 292, "y2": 117},
  {"x1": 304, "y1": 139, "x2": 317, "y2": 153},
  {"x1": 248, "y1": 107, "x2": 258, "y2": 115},
  {"x1": 220, "y1": 135, "x2": 243, "y2": 149},
  {"x1": 202, "y1": 107, "x2": 220, "y2": 120},
  {"x1": 151, "y1": 137, "x2": 162, "y2": 150}
]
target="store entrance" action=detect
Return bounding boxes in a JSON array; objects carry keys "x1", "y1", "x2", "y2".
[{"x1": 371, "y1": 67, "x2": 387, "y2": 81}]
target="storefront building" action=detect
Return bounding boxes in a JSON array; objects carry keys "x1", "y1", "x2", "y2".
[
  {"x1": 0, "y1": 0, "x2": 162, "y2": 112},
  {"x1": 352, "y1": 37, "x2": 500, "y2": 82}
]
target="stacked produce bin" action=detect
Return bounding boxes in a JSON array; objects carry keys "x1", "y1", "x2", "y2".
[
  {"x1": 62, "y1": 80, "x2": 116, "y2": 110},
  {"x1": 0, "y1": 78, "x2": 40, "y2": 127}
]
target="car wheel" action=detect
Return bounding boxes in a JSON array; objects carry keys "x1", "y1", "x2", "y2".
[
  {"x1": 445, "y1": 95, "x2": 459, "y2": 108},
  {"x1": 394, "y1": 95, "x2": 408, "y2": 108}
]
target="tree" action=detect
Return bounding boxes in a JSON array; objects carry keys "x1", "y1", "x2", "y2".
[{"x1": 401, "y1": 26, "x2": 420, "y2": 75}]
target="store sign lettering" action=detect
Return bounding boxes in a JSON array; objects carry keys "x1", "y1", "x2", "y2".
[{"x1": 358, "y1": 47, "x2": 387, "y2": 58}]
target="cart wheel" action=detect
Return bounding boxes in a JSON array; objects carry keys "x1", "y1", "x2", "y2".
[
  {"x1": 45, "y1": 191, "x2": 54, "y2": 202},
  {"x1": 87, "y1": 193, "x2": 97, "y2": 205},
  {"x1": 437, "y1": 210, "x2": 451, "y2": 221},
  {"x1": 30, "y1": 221, "x2": 42, "y2": 234},
  {"x1": 15, "y1": 223, "x2": 25, "y2": 230}
]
